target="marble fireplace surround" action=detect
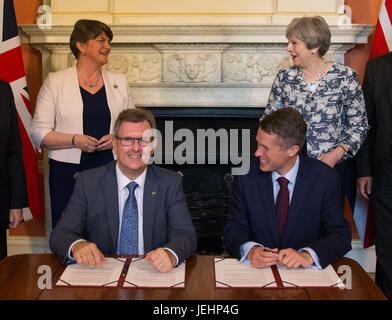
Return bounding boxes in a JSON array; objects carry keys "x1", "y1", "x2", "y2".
[
  {"x1": 20, "y1": 24, "x2": 374, "y2": 110},
  {"x1": 17, "y1": 23, "x2": 375, "y2": 254}
]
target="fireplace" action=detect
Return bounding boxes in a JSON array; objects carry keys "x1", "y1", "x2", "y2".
[
  {"x1": 148, "y1": 107, "x2": 260, "y2": 254},
  {"x1": 18, "y1": 22, "x2": 374, "y2": 253}
]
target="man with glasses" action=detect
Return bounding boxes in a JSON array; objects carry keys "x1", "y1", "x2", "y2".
[{"x1": 50, "y1": 109, "x2": 197, "y2": 273}]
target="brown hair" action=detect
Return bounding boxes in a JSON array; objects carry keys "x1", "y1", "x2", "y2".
[
  {"x1": 286, "y1": 16, "x2": 331, "y2": 57},
  {"x1": 114, "y1": 108, "x2": 157, "y2": 137},
  {"x1": 259, "y1": 108, "x2": 307, "y2": 150},
  {"x1": 70, "y1": 19, "x2": 113, "y2": 59}
]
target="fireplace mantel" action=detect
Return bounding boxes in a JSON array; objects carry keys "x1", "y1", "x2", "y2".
[
  {"x1": 20, "y1": 24, "x2": 374, "y2": 109},
  {"x1": 14, "y1": 22, "x2": 376, "y2": 256}
]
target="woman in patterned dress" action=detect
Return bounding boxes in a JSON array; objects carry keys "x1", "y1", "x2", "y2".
[{"x1": 264, "y1": 16, "x2": 368, "y2": 190}]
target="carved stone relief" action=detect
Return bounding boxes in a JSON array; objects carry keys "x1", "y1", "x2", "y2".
[
  {"x1": 222, "y1": 53, "x2": 290, "y2": 83},
  {"x1": 104, "y1": 54, "x2": 162, "y2": 83},
  {"x1": 163, "y1": 53, "x2": 220, "y2": 83}
]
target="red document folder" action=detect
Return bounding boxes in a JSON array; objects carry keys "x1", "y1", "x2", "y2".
[{"x1": 56, "y1": 257, "x2": 186, "y2": 288}]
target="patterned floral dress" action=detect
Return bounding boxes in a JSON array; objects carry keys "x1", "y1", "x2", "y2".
[{"x1": 264, "y1": 62, "x2": 369, "y2": 161}]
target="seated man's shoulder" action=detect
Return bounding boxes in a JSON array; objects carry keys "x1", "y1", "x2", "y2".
[
  {"x1": 246, "y1": 160, "x2": 266, "y2": 177},
  {"x1": 303, "y1": 156, "x2": 339, "y2": 179},
  {"x1": 76, "y1": 161, "x2": 116, "y2": 181},
  {"x1": 150, "y1": 165, "x2": 183, "y2": 181}
]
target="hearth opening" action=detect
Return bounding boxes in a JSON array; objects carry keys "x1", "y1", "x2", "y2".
[{"x1": 148, "y1": 107, "x2": 260, "y2": 254}]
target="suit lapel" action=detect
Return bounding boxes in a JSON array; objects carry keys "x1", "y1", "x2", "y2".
[
  {"x1": 281, "y1": 157, "x2": 311, "y2": 248},
  {"x1": 102, "y1": 162, "x2": 120, "y2": 251},
  {"x1": 257, "y1": 171, "x2": 279, "y2": 247},
  {"x1": 142, "y1": 166, "x2": 159, "y2": 253}
]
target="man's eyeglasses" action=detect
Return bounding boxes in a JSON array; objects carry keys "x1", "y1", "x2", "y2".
[{"x1": 115, "y1": 136, "x2": 154, "y2": 147}]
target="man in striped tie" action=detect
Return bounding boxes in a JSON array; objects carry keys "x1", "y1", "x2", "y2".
[{"x1": 50, "y1": 109, "x2": 197, "y2": 273}]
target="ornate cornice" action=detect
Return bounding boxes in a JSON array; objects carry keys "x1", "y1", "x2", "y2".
[
  {"x1": 19, "y1": 23, "x2": 375, "y2": 109},
  {"x1": 19, "y1": 24, "x2": 374, "y2": 44}
]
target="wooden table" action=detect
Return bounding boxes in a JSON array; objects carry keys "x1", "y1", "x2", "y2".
[{"x1": 0, "y1": 254, "x2": 386, "y2": 300}]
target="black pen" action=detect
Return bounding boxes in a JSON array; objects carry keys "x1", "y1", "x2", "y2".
[{"x1": 121, "y1": 263, "x2": 129, "y2": 277}]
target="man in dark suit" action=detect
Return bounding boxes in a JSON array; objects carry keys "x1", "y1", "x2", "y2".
[
  {"x1": 50, "y1": 108, "x2": 197, "y2": 273},
  {"x1": 356, "y1": 52, "x2": 392, "y2": 299},
  {"x1": 224, "y1": 107, "x2": 351, "y2": 269},
  {"x1": 0, "y1": 79, "x2": 28, "y2": 260}
]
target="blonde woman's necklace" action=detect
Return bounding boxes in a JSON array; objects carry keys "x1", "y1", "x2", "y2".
[
  {"x1": 303, "y1": 60, "x2": 326, "y2": 84},
  {"x1": 315, "y1": 60, "x2": 327, "y2": 83}
]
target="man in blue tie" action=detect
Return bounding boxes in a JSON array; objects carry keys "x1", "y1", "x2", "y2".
[
  {"x1": 223, "y1": 108, "x2": 351, "y2": 269},
  {"x1": 50, "y1": 109, "x2": 197, "y2": 273}
]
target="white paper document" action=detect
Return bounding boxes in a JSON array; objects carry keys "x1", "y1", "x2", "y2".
[
  {"x1": 277, "y1": 264, "x2": 345, "y2": 288},
  {"x1": 56, "y1": 257, "x2": 126, "y2": 287},
  {"x1": 123, "y1": 257, "x2": 186, "y2": 288},
  {"x1": 214, "y1": 258, "x2": 277, "y2": 288},
  {"x1": 214, "y1": 258, "x2": 344, "y2": 289}
]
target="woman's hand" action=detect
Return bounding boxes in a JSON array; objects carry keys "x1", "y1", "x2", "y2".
[
  {"x1": 73, "y1": 134, "x2": 99, "y2": 153},
  {"x1": 96, "y1": 134, "x2": 114, "y2": 151},
  {"x1": 317, "y1": 146, "x2": 346, "y2": 168}
]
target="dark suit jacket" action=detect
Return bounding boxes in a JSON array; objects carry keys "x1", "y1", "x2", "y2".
[
  {"x1": 356, "y1": 52, "x2": 392, "y2": 178},
  {"x1": 223, "y1": 156, "x2": 351, "y2": 268},
  {"x1": 0, "y1": 79, "x2": 28, "y2": 230},
  {"x1": 49, "y1": 161, "x2": 197, "y2": 264}
]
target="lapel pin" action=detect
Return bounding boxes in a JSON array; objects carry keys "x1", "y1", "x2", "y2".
[{"x1": 152, "y1": 192, "x2": 157, "y2": 195}]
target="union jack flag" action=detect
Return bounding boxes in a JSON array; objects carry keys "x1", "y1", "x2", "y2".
[
  {"x1": 0, "y1": 0, "x2": 41, "y2": 219},
  {"x1": 369, "y1": 0, "x2": 392, "y2": 60}
]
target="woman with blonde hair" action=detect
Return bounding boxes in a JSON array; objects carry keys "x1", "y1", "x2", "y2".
[{"x1": 264, "y1": 16, "x2": 368, "y2": 190}]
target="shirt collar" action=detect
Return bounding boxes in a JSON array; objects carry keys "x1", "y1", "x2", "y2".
[
  {"x1": 271, "y1": 155, "x2": 300, "y2": 185},
  {"x1": 116, "y1": 163, "x2": 147, "y2": 192}
]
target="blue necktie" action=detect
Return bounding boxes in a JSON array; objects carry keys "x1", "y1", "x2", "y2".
[{"x1": 119, "y1": 182, "x2": 139, "y2": 254}]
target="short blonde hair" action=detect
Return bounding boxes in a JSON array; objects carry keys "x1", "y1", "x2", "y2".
[{"x1": 286, "y1": 16, "x2": 331, "y2": 57}]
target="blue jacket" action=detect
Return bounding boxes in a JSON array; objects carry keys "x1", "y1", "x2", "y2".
[{"x1": 223, "y1": 155, "x2": 351, "y2": 268}]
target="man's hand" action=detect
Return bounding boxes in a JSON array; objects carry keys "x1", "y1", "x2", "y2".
[
  {"x1": 247, "y1": 246, "x2": 279, "y2": 269},
  {"x1": 278, "y1": 248, "x2": 314, "y2": 269},
  {"x1": 145, "y1": 248, "x2": 176, "y2": 273},
  {"x1": 356, "y1": 176, "x2": 372, "y2": 200},
  {"x1": 71, "y1": 241, "x2": 106, "y2": 267},
  {"x1": 9, "y1": 209, "x2": 23, "y2": 228}
]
